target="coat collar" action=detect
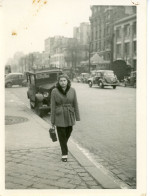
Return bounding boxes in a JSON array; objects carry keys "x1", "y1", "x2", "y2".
[{"x1": 56, "y1": 85, "x2": 70, "y2": 95}]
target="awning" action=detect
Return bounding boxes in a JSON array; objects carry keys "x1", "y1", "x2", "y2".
[{"x1": 90, "y1": 53, "x2": 110, "y2": 64}]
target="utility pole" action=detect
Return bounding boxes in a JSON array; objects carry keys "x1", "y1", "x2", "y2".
[
  {"x1": 49, "y1": 54, "x2": 51, "y2": 69},
  {"x1": 88, "y1": 41, "x2": 91, "y2": 73}
]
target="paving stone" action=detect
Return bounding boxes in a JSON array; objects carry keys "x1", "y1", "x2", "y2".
[
  {"x1": 6, "y1": 183, "x2": 26, "y2": 189},
  {"x1": 90, "y1": 185, "x2": 102, "y2": 189},
  {"x1": 76, "y1": 185, "x2": 88, "y2": 189},
  {"x1": 31, "y1": 183, "x2": 58, "y2": 189},
  {"x1": 76, "y1": 168, "x2": 86, "y2": 173},
  {"x1": 85, "y1": 180, "x2": 98, "y2": 186},
  {"x1": 69, "y1": 179, "x2": 82, "y2": 185},
  {"x1": 57, "y1": 178, "x2": 70, "y2": 183},
  {"x1": 64, "y1": 170, "x2": 77, "y2": 175},
  {"x1": 111, "y1": 168, "x2": 122, "y2": 175},
  {"x1": 47, "y1": 181, "x2": 76, "y2": 189},
  {"x1": 5, "y1": 182, "x2": 16, "y2": 189},
  {"x1": 71, "y1": 164, "x2": 82, "y2": 169},
  {"x1": 81, "y1": 176, "x2": 94, "y2": 181},
  {"x1": 9, "y1": 177, "x2": 33, "y2": 187},
  {"x1": 117, "y1": 174, "x2": 129, "y2": 181},
  {"x1": 78, "y1": 172, "x2": 90, "y2": 177}
]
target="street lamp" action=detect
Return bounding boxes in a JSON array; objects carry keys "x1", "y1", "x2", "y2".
[
  {"x1": 49, "y1": 54, "x2": 51, "y2": 69},
  {"x1": 88, "y1": 41, "x2": 91, "y2": 73}
]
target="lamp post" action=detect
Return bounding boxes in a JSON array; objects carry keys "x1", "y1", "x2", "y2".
[
  {"x1": 88, "y1": 41, "x2": 91, "y2": 73},
  {"x1": 49, "y1": 54, "x2": 51, "y2": 69}
]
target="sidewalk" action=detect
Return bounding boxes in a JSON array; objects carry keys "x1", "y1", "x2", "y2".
[{"x1": 5, "y1": 90, "x2": 122, "y2": 189}]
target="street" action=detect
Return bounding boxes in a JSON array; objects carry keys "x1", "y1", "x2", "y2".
[{"x1": 6, "y1": 83, "x2": 136, "y2": 187}]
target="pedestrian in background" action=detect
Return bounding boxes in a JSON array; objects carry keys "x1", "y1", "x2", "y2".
[{"x1": 50, "y1": 74, "x2": 80, "y2": 162}]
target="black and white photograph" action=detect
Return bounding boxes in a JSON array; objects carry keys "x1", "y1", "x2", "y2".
[{"x1": 0, "y1": 0, "x2": 147, "y2": 195}]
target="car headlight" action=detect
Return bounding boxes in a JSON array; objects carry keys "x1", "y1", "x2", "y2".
[{"x1": 43, "y1": 92, "x2": 49, "y2": 97}]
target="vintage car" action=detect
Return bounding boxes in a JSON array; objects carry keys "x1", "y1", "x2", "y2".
[
  {"x1": 26, "y1": 69, "x2": 63, "y2": 117},
  {"x1": 87, "y1": 70, "x2": 119, "y2": 89},
  {"x1": 124, "y1": 71, "x2": 136, "y2": 88},
  {"x1": 5, "y1": 73, "x2": 27, "y2": 88},
  {"x1": 76, "y1": 73, "x2": 90, "y2": 83}
]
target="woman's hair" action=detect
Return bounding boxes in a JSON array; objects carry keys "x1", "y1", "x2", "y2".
[{"x1": 56, "y1": 74, "x2": 71, "y2": 93}]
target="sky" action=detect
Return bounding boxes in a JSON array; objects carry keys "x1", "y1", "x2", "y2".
[{"x1": 1, "y1": 0, "x2": 92, "y2": 64}]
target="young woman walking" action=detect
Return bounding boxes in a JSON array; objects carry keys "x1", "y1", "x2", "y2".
[{"x1": 50, "y1": 74, "x2": 80, "y2": 162}]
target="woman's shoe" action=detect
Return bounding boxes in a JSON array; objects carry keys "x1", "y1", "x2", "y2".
[{"x1": 61, "y1": 158, "x2": 67, "y2": 162}]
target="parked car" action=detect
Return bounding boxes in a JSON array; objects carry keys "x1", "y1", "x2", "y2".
[
  {"x1": 124, "y1": 71, "x2": 136, "y2": 87},
  {"x1": 5, "y1": 73, "x2": 27, "y2": 88},
  {"x1": 26, "y1": 69, "x2": 63, "y2": 117},
  {"x1": 77, "y1": 73, "x2": 90, "y2": 83},
  {"x1": 87, "y1": 70, "x2": 119, "y2": 89}
]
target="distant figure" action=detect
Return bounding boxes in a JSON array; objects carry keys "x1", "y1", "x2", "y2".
[{"x1": 50, "y1": 74, "x2": 80, "y2": 162}]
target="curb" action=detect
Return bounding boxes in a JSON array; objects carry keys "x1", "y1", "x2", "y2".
[{"x1": 69, "y1": 140, "x2": 121, "y2": 189}]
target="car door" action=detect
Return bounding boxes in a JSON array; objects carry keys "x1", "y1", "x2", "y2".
[
  {"x1": 12, "y1": 75, "x2": 19, "y2": 85},
  {"x1": 95, "y1": 72, "x2": 101, "y2": 84},
  {"x1": 18, "y1": 74, "x2": 24, "y2": 85}
]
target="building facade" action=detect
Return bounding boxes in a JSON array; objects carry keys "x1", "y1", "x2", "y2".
[
  {"x1": 89, "y1": 6, "x2": 136, "y2": 70},
  {"x1": 113, "y1": 14, "x2": 136, "y2": 70},
  {"x1": 73, "y1": 22, "x2": 90, "y2": 45},
  {"x1": 45, "y1": 36, "x2": 70, "y2": 69},
  {"x1": 44, "y1": 36, "x2": 88, "y2": 72}
]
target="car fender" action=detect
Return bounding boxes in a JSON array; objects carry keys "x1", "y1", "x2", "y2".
[
  {"x1": 88, "y1": 78, "x2": 93, "y2": 82},
  {"x1": 27, "y1": 91, "x2": 29, "y2": 99},
  {"x1": 35, "y1": 93, "x2": 44, "y2": 102},
  {"x1": 98, "y1": 79, "x2": 104, "y2": 83}
]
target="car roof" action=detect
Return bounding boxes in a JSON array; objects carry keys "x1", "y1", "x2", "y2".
[
  {"x1": 81, "y1": 73, "x2": 89, "y2": 75},
  {"x1": 7, "y1": 73, "x2": 23, "y2": 75},
  {"x1": 96, "y1": 70, "x2": 113, "y2": 72},
  {"x1": 26, "y1": 69, "x2": 62, "y2": 75},
  {"x1": 91, "y1": 70, "x2": 113, "y2": 73}
]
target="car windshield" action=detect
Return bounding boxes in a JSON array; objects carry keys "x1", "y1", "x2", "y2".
[
  {"x1": 104, "y1": 72, "x2": 115, "y2": 77},
  {"x1": 5, "y1": 74, "x2": 21, "y2": 79},
  {"x1": 36, "y1": 72, "x2": 58, "y2": 85},
  {"x1": 5, "y1": 74, "x2": 14, "y2": 79},
  {"x1": 81, "y1": 73, "x2": 89, "y2": 77}
]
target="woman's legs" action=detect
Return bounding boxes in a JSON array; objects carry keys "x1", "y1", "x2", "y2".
[
  {"x1": 66, "y1": 126, "x2": 73, "y2": 142},
  {"x1": 56, "y1": 126, "x2": 72, "y2": 156}
]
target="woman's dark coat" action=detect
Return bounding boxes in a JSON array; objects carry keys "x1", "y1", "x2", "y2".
[{"x1": 50, "y1": 87, "x2": 80, "y2": 127}]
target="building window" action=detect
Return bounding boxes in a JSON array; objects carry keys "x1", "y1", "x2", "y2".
[
  {"x1": 99, "y1": 41, "x2": 101, "y2": 51},
  {"x1": 124, "y1": 42, "x2": 130, "y2": 58},
  {"x1": 106, "y1": 25, "x2": 110, "y2": 35},
  {"x1": 133, "y1": 41, "x2": 136, "y2": 56},
  {"x1": 96, "y1": 43, "x2": 97, "y2": 51},
  {"x1": 99, "y1": 28, "x2": 101, "y2": 38},
  {"x1": 116, "y1": 44, "x2": 121, "y2": 58},
  {"x1": 133, "y1": 22, "x2": 136, "y2": 37},
  {"x1": 133, "y1": 59, "x2": 136, "y2": 70},
  {"x1": 106, "y1": 53, "x2": 110, "y2": 60},
  {"x1": 124, "y1": 24, "x2": 130, "y2": 38},
  {"x1": 106, "y1": 40, "x2": 110, "y2": 49},
  {"x1": 116, "y1": 27, "x2": 121, "y2": 38}
]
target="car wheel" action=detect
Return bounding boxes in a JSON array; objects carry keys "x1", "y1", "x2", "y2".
[
  {"x1": 113, "y1": 86, "x2": 116, "y2": 89},
  {"x1": 22, "y1": 82, "x2": 27, "y2": 87},
  {"x1": 6, "y1": 82, "x2": 12, "y2": 88},
  {"x1": 99, "y1": 82, "x2": 104, "y2": 89},
  {"x1": 88, "y1": 81, "x2": 92, "y2": 87},
  {"x1": 30, "y1": 100, "x2": 35, "y2": 109}
]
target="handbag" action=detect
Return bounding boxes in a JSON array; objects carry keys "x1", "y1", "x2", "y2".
[{"x1": 49, "y1": 126, "x2": 57, "y2": 142}]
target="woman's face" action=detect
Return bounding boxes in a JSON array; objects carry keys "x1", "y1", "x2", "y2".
[{"x1": 59, "y1": 77, "x2": 68, "y2": 88}]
